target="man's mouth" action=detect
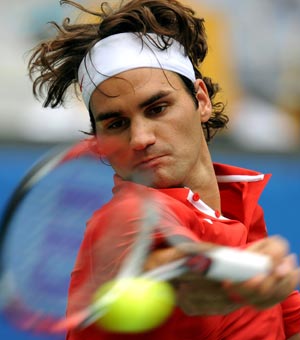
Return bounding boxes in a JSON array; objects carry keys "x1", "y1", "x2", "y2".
[{"x1": 135, "y1": 155, "x2": 165, "y2": 170}]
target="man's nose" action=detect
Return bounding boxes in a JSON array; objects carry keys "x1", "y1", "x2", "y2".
[{"x1": 129, "y1": 118, "x2": 156, "y2": 150}]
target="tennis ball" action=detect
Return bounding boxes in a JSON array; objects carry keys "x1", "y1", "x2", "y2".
[{"x1": 93, "y1": 277, "x2": 175, "y2": 333}]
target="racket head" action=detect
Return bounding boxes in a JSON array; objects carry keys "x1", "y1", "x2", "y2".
[
  {"x1": 0, "y1": 141, "x2": 204, "y2": 336},
  {"x1": 0, "y1": 143, "x2": 115, "y2": 333}
]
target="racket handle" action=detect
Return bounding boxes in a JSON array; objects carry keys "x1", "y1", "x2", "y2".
[{"x1": 188, "y1": 247, "x2": 272, "y2": 282}]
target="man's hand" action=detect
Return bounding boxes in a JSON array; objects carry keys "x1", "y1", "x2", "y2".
[
  {"x1": 223, "y1": 236, "x2": 299, "y2": 310},
  {"x1": 144, "y1": 236, "x2": 300, "y2": 316}
]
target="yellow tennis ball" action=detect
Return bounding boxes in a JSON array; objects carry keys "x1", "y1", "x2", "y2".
[{"x1": 93, "y1": 277, "x2": 175, "y2": 333}]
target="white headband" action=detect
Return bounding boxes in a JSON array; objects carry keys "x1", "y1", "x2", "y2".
[{"x1": 78, "y1": 32, "x2": 196, "y2": 108}]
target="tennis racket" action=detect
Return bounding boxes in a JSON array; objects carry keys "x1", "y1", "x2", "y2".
[{"x1": 0, "y1": 140, "x2": 272, "y2": 336}]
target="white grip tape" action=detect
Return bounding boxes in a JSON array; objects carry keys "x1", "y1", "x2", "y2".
[{"x1": 205, "y1": 247, "x2": 272, "y2": 282}]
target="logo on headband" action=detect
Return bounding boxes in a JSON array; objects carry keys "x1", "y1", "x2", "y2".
[{"x1": 79, "y1": 75, "x2": 85, "y2": 92}]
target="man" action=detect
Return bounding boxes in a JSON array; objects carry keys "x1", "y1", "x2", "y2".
[{"x1": 28, "y1": 0, "x2": 300, "y2": 339}]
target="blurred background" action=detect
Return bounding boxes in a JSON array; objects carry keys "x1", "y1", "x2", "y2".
[{"x1": 0, "y1": 0, "x2": 299, "y2": 338}]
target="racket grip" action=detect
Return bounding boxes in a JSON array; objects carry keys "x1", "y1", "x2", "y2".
[{"x1": 202, "y1": 247, "x2": 272, "y2": 282}]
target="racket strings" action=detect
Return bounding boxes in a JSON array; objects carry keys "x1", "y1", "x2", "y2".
[{"x1": 0, "y1": 153, "x2": 114, "y2": 333}]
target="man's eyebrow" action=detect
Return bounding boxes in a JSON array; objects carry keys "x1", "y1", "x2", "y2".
[
  {"x1": 138, "y1": 90, "x2": 172, "y2": 109},
  {"x1": 94, "y1": 90, "x2": 172, "y2": 122},
  {"x1": 95, "y1": 111, "x2": 120, "y2": 122}
]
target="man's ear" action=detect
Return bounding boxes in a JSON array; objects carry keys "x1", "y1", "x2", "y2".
[{"x1": 194, "y1": 79, "x2": 212, "y2": 122}]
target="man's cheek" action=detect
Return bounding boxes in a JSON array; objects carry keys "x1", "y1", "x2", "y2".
[{"x1": 97, "y1": 138, "x2": 126, "y2": 159}]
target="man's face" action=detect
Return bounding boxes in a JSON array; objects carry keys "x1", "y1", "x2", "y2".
[{"x1": 90, "y1": 68, "x2": 211, "y2": 189}]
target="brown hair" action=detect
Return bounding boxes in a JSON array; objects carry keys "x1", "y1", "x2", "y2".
[{"x1": 28, "y1": 0, "x2": 228, "y2": 141}]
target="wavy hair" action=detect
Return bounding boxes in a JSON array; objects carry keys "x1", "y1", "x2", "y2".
[{"x1": 28, "y1": 0, "x2": 228, "y2": 141}]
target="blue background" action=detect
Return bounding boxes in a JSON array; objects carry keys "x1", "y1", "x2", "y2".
[{"x1": 0, "y1": 144, "x2": 299, "y2": 339}]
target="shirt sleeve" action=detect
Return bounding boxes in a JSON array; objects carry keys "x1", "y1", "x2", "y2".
[
  {"x1": 247, "y1": 206, "x2": 300, "y2": 338},
  {"x1": 247, "y1": 201, "x2": 300, "y2": 338},
  {"x1": 281, "y1": 291, "x2": 300, "y2": 338}
]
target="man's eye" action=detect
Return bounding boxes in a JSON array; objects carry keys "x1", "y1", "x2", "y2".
[
  {"x1": 107, "y1": 118, "x2": 128, "y2": 130},
  {"x1": 148, "y1": 105, "x2": 167, "y2": 116}
]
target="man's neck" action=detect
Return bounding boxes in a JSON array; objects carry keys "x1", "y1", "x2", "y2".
[{"x1": 187, "y1": 143, "x2": 221, "y2": 212}]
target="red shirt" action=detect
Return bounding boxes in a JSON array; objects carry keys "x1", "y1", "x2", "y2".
[{"x1": 65, "y1": 148, "x2": 300, "y2": 339}]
